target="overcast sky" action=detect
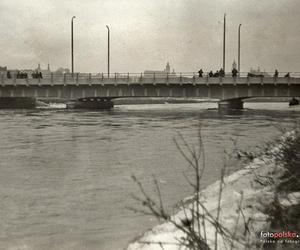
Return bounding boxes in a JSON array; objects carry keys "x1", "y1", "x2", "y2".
[{"x1": 0, "y1": 0, "x2": 299, "y2": 73}]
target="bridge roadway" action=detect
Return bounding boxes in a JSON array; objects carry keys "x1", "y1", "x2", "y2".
[{"x1": 0, "y1": 74, "x2": 300, "y2": 108}]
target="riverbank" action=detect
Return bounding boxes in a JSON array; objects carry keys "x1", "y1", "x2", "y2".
[{"x1": 127, "y1": 129, "x2": 300, "y2": 250}]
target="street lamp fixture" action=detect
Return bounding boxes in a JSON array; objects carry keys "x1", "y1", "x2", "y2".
[
  {"x1": 238, "y1": 24, "x2": 242, "y2": 76},
  {"x1": 106, "y1": 25, "x2": 110, "y2": 78},
  {"x1": 71, "y1": 16, "x2": 76, "y2": 76},
  {"x1": 223, "y1": 13, "x2": 226, "y2": 72}
]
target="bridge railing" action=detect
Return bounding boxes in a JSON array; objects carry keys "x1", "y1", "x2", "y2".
[
  {"x1": 2, "y1": 71, "x2": 300, "y2": 79},
  {"x1": 1, "y1": 72, "x2": 300, "y2": 85}
]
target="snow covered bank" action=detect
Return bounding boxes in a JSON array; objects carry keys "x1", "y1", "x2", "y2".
[{"x1": 127, "y1": 131, "x2": 300, "y2": 250}]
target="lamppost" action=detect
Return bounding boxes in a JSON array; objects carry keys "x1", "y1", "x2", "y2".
[
  {"x1": 223, "y1": 13, "x2": 226, "y2": 72},
  {"x1": 238, "y1": 24, "x2": 242, "y2": 76},
  {"x1": 106, "y1": 25, "x2": 110, "y2": 78},
  {"x1": 71, "y1": 16, "x2": 76, "y2": 76}
]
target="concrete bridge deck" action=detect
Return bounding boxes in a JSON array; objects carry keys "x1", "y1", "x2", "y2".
[{"x1": 1, "y1": 73, "x2": 300, "y2": 86}]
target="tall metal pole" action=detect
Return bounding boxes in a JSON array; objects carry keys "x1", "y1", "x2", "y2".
[
  {"x1": 71, "y1": 16, "x2": 76, "y2": 76},
  {"x1": 223, "y1": 13, "x2": 226, "y2": 72},
  {"x1": 106, "y1": 25, "x2": 110, "y2": 78},
  {"x1": 238, "y1": 24, "x2": 241, "y2": 76}
]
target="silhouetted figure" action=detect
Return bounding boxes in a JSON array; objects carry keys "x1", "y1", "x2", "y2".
[
  {"x1": 7, "y1": 71, "x2": 11, "y2": 79},
  {"x1": 284, "y1": 72, "x2": 290, "y2": 78},
  {"x1": 32, "y1": 71, "x2": 40, "y2": 79},
  {"x1": 232, "y1": 68, "x2": 238, "y2": 77},
  {"x1": 219, "y1": 68, "x2": 225, "y2": 77},
  {"x1": 208, "y1": 71, "x2": 213, "y2": 77},
  {"x1": 39, "y1": 72, "x2": 43, "y2": 79},
  {"x1": 274, "y1": 69, "x2": 279, "y2": 77},
  {"x1": 213, "y1": 71, "x2": 219, "y2": 77},
  {"x1": 18, "y1": 71, "x2": 26, "y2": 79},
  {"x1": 198, "y1": 69, "x2": 203, "y2": 77}
]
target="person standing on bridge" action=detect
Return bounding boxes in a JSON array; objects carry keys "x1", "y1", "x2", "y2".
[
  {"x1": 213, "y1": 71, "x2": 220, "y2": 77},
  {"x1": 232, "y1": 68, "x2": 238, "y2": 77},
  {"x1": 219, "y1": 68, "x2": 225, "y2": 77},
  {"x1": 198, "y1": 69, "x2": 203, "y2": 77},
  {"x1": 274, "y1": 69, "x2": 279, "y2": 78}
]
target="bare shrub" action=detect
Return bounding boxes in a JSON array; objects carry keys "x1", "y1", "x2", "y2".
[{"x1": 128, "y1": 128, "x2": 252, "y2": 250}]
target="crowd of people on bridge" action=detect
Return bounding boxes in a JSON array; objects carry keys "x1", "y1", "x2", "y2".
[
  {"x1": 5, "y1": 70, "x2": 43, "y2": 79},
  {"x1": 6, "y1": 71, "x2": 29, "y2": 79},
  {"x1": 197, "y1": 68, "x2": 292, "y2": 78},
  {"x1": 198, "y1": 68, "x2": 238, "y2": 78},
  {"x1": 31, "y1": 71, "x2": 43, "y2": 79}
]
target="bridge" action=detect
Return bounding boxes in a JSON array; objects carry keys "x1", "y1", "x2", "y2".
[{"x1": 1, "y1": 72, "x2": 300, "y2": 109}]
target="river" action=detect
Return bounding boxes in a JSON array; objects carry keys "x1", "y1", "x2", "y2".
[{"x1": 0, "y1": 102, "x2": 299, "y2": 250}]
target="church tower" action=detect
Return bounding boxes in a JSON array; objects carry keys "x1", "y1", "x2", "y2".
[
  {"x1": 232, "y1": 60, "x2": 237, "y2": 70},
  {"x1": 165, "y1": 62, "x2": 170, "y2": 74}
]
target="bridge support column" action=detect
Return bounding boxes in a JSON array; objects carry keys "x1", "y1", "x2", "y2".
[
  {"x1": 247, "y1": 87, "x2": 252, "y2": 97},
  {"x1": 208, "y1": 86, "x2": 211, "y2": 98},
  {"x1": 156, "y1": 88, "x2": 160, "y2": 97},
  {"x1": 218, "y1": 98, "x2": 244, "y2": 110},
  {"x1": 234, "y1": 87, "x2": 238, "y2": 98},
  {"x1": 131, "y1": 88, "x2": 135, "y2": 96},
  {"x1": 221, "y1": 88, "x2": 225, "y2": 99},
  {"x1": 0, "y1": 97, "x2": 36, "y2": 109},
  {"x1": 66, "y1": 97, "x2": 113, "y2": 110},
  {"x1": 274, "y1": 87, "x2": 278, "y2": 97},
  {"x1": 118, "y1": 89, "x2": 123, "y2": 97}
]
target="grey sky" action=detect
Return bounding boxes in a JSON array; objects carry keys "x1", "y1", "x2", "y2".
[{"x1": 0, "y1": 0, "x2": 300, "y2": 73}]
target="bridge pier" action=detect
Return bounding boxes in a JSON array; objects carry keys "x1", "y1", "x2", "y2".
[
  {"x1": 0, "y1": 97, "x2": 36, "y2": 109},
  {"x1": 218, "y1": 98, "x2": 244, "y2": 110},
  {"x1": 66, "y1": 97, "x2": 114, "y2": 110}
]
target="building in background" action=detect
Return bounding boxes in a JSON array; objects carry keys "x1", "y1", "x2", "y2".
[
  {"x1": 249, "y1": 66, "x2": 271, "y2": 77},
  {"x1": 36, "y1": 63, "x2": 52, "y2": 75},
  {"x1": 144, "y1": 62, "x2": 176, "y2": 77},
  {"x1": 54, "y1": 67, "x2": 70, "y2": 75}
]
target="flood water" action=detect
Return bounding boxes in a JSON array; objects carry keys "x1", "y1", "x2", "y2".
[{"x1": 0, "y1": 102, "x2": 299, "y2": 250}]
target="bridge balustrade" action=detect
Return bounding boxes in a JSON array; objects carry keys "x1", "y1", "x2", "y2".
[{"x1": 1, "y1": 72, "x2": 300, "y2": 86}]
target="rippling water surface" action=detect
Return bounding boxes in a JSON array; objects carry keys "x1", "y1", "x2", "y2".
[{"x1": 0, "y1": 103, "x2": 299, "y2": 250}]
